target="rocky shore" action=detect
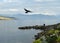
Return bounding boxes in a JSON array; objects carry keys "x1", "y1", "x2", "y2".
[
  {"x1": 18, "y1": 23, "x2": 60, "y2": 31},
  {"x1": 18, "y1": 23, "x2": 60, "y2": 43}
]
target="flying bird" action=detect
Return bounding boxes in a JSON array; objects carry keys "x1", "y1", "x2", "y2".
[{"x1": 24, "y1": 8, "x2": 32, "y2": 13}]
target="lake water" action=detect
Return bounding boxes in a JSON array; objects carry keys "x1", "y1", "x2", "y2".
[{"x1": 0, "y1": 20, "x2": 41, "y2": 43}]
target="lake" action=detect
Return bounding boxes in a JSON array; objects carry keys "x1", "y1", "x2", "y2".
[{"x1": 0, "y1": 20, "x2": 41, "y2": 43}]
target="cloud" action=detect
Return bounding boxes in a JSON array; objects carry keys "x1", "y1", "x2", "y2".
[
  {"x1": 3, "y1": 0, "x2": 19, "y2": 2},
  {"x1": 0, "y1": 9, "x2": 19, "y2": 15},
  {"x1": 0, "y1": 9, "x2": 19, "y2": 11},
  {"x1": 0, "y1": 0, "x2": 59, "y2": 16},
  {"x1": 23, "y1": 10, "x2": 56, "y2": 16},
  {"x1": 41, "y1": 10, "x2": 56, "y2": 15},
  {"x1": 27, "y1": 8, "x2": 56, "y2": 15},
  {"x1": 8, "y1": 9, "x2": 19, "y2": 11},
  {"x1": 34, "y1": 0, "x2": 56, "y2": 2}
]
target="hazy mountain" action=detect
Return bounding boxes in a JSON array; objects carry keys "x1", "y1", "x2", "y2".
[
  {"x1": 13, "y1": 14, "x2": 59, "y2": 20},
  {"x1": 0, "y1": 14, "x2": 60, "y2": 25},
  {"x1": 13, "y1": 14, "x2": 60, "y2": 25}
]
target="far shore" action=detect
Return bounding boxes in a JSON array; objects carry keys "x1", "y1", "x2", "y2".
[{"x1": 0, "y1": 16, "x2": 14, "y2": 20}]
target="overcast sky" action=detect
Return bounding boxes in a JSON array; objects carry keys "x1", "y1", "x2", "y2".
[{"x1": 0, "y1": 0, "x2": 60, "y2": 15}]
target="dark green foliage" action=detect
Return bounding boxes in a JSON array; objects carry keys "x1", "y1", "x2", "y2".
[
  {"x1": 46, "y1": 35, "x2": 57, "y2": 43},
  {"x1": 56, "y1": 36, "x2": 60, "y2": 42},
  {"x1": 33, "y1": 29, "x2": 60, "y2": 43},
  {"x1": 57, "y1": 28, "x2": 60, "y2": 30},
  {"x1": 33, "y1": 39, "x2": 42, "y2": 43}
]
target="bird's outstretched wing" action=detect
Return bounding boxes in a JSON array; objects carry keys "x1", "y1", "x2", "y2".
[{"x1": 24, "y1": 8, "x2": 28, "y2": 11}]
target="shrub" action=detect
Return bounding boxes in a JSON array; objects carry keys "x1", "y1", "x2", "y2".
[
  {"x1": 33, "y1": 39, "x2": 42, "y2": 43},
  {"x1": 56, "y1": 36, "x2": 60, "y2": 42}
]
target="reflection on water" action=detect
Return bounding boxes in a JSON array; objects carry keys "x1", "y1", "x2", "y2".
[{"x1": 0, "y1": 20, "x2": 41, "y2": 43}]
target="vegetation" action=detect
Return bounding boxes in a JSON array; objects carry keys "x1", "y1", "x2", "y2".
[
  {"x1": 33, "y1": 28, "x2": 60, "y2": 43},
  {"x1": 18, "y1": 23, "x2": 60, "y2": 43},
  {"x1": 56, "y1": 36, "x2": 60, "y2": 43},
  {"x1": 33, "y1": 39, "x2": 42, "y2": 43}
]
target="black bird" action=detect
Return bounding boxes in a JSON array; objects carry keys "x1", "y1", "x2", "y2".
[{"x1": 24, "y1": 8, "x2": 32, "y2": 13}]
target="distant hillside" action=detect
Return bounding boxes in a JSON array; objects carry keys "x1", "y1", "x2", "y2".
[
  {"x1": 0, "y1": 14, "x2": 60, "y2": 25},
  {"x1": 0, "y1": 14, "x2": 59, "y2": 20},
  {"x1": 14, "y1": 14, "x2": 58, "y2": 19},
  {"x1": 13, "y1": 14, "x2": 60, "y2": 25}
]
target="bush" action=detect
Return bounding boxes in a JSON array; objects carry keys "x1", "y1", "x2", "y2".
[
  {"x1": 46, "y1": 35, "x2": 57, "y2": 43},
  {"x1": 33, "y1": 29, "x2": 60, "y2": 43},
  {"x1": 33, "y1": 39, "x2": 42, "y2": 43},
  {"x1": 56, "y1": 36, "x2": 60, "y2": 42}
]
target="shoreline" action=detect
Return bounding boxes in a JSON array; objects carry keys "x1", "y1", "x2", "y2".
[
  {"x1": 18, "y1": 23, "x2": 60, "y2": 31},
  {"x1": 0, "y1": 16, "x2": 15, "y2": 20}
]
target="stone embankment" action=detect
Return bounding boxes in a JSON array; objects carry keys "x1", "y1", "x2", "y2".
[{"x1": 18, "y1": 23, "x2": 60, "y2": 30}]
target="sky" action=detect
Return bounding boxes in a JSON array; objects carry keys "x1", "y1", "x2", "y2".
[{"x1": 0, "y1": 0, "x2": 60, "y2": 15}]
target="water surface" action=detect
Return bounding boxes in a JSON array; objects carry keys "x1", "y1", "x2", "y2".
[{"x1": 0, "y1": 20, "x2": 41, "y2": 43}]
